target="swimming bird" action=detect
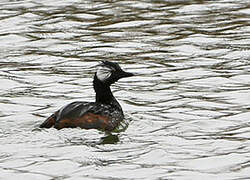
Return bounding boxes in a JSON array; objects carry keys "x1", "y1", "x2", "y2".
[{"x1": 40, "y1": 61, "x2": 134, "y2": 131}]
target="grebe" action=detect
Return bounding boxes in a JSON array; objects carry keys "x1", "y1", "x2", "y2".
[{"x1": 40, "y1": 61, "x2": 134, "y2": 131}]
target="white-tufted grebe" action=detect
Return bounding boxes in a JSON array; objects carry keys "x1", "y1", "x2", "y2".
[{"x1": 40, "y1": 61, "x2": 134, "y2": 131}]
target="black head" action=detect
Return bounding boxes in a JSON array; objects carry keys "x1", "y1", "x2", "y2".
[{"x1": 96, "y1": 61, "x2": 134, "y2": 85}]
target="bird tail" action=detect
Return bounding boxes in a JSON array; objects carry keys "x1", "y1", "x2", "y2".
[{"x1": 40, "y1": 112, "x2": 57, "y2": 128}]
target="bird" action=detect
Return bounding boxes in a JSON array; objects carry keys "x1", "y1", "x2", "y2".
[{"x1": 39, "y1": 61, "x2": 134, "y2": 131}]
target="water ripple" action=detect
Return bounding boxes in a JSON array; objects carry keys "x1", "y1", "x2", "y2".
[{"x1": 0, "y1": 0, "x2": 250, "y2": 179}]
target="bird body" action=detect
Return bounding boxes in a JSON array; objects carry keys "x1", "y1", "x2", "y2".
[{"x1": 40, "y1": 61, "x2": 133, "y2": 131}]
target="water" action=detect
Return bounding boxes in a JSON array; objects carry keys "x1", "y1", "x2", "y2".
[{"x1": 0, "y1": 0, "x2": 250, "y2": 179}]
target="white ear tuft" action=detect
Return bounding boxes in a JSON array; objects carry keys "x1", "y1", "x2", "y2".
[{"x1": 96, "y1": 66, "x2": 112, "y2": 81}]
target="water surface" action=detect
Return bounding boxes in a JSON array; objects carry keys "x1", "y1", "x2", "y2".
[{"x1": 0, "y1": 0, "x2": 250, "y2": 179}]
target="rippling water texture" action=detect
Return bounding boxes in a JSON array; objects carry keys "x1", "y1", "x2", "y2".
[{"x1": 0, "y1": 0, "x2": 250, "y2": 179}]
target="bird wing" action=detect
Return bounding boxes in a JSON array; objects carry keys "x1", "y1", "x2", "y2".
[
  {"x1": 39, "y1": 101, "x2": 94, "y2": 129},
  {"x1": 56, "y1": 101, "x2": 95, "y2": 122}
]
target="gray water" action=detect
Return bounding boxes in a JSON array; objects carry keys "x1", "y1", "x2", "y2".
[{"x1": 0, "y1": 0, "x2": 250, "y2": 179}]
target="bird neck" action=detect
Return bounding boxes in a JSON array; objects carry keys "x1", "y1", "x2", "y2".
[{"x1": 93, "y1": 74, "x2": 114, "y2": 104}]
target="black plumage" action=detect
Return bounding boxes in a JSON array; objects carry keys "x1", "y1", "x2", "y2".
[{"x1": 40, "y1": 61, "x2": 134, "y2": 131}]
